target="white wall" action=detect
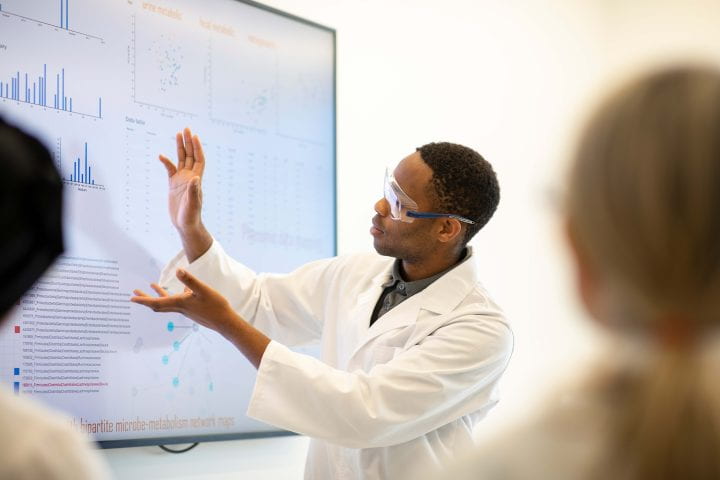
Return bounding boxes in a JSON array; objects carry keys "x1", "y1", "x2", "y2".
[{"x1": 102, "y1": 1, "x2": 720, "y2": 477}]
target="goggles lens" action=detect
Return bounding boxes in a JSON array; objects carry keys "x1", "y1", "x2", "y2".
[{"x1": 384, "y1": 167, "x2": 418, "y2": 223}]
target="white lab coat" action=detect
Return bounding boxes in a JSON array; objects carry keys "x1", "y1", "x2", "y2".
[{"x1": 161, "y1": 241, "x2": 513, "y2": 480}]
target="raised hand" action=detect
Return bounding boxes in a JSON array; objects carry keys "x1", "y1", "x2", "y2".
[
  {"x1": 159, "y1": 127, "x2": 212, "y2": 262},
  {"x1": 159, "y1": 127, "x2": 206, "y2": 234}
]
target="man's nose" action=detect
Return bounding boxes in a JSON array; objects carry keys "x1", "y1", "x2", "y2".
[{"x1": 374, "y1": 197, "x2": 389, "y2": 216}]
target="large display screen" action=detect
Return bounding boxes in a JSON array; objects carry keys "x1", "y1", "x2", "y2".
[{"x1": 0, "y1": 0, "x2": 335, "y2": 446}]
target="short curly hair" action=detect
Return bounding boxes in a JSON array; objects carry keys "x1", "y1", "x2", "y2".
[{"x1": 417, "y1": 142, "x2": 500, "y2": 245}]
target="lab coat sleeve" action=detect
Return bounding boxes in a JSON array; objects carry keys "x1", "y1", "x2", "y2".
[
  {"x1": 247, "y1": 313, "x2": 513, "y2": 449},
  {"x1": 158, "y1": 240, "x2": 344, "y2": 346}
]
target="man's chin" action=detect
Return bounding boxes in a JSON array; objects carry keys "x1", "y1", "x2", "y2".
[{"x1": 372, "y1": 239, "x2": 395, "y2": 258}]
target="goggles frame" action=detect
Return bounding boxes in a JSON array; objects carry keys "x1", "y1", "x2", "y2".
[{"x1": 384, "y1": 167, "x2": 476, "y2": 225}]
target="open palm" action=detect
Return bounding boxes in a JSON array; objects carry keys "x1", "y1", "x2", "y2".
[{"x1": 159, "y1": 128, "x2": 206, "y2": 233}]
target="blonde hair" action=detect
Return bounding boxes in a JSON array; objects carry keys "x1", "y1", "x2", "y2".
[{"x1": 567, "y1": 66, "x2": 720, "y2": 479}]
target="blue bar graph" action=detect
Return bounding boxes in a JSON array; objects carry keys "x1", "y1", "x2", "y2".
[
  {"x1": 0, "y1": 1, "x2": 102, "y2": 41},
  {"x1": 60, "y1": 0, "x2": 69, "y2": 30},
  {"x1": 1, "y1": 64, "x2": 102, "y2": 119},
  {"x1": 68, "y1": 143, "x2": 98, "y2": 186}
]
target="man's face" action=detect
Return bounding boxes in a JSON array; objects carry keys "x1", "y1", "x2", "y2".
[{"x1": 371, "y1": 152, "x2": 439, "y2": 261}]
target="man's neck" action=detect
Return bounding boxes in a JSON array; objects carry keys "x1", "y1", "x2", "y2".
[{"x1": 400, "y1": 248, "x2": 466, "y2": 282}]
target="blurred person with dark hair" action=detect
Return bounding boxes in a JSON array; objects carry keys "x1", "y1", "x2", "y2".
[
  {"x1": 132, "y1": 132, "x2": 512, "y2": 479},
  {"x1": 439, "y1": 66, "x2": 720, "y2": 480},
  {"x1": 0, "y1": 117, "x2": 110, "y2": 479}
]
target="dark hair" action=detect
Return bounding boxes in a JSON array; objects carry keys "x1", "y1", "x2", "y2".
[
  {"x1": 0, "y1": 117, "x2": 64, "y2": 317},
  {"x1": 417, "y1": 142, "x2": 500, "y2": 245}
]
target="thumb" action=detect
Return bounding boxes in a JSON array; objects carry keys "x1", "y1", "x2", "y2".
[
  {"x1": 159, "y1": 154, "x2": 177, "y2": 177},
  {"x1": 176, "y1": 269, "x2": 207, "y2": 295}
]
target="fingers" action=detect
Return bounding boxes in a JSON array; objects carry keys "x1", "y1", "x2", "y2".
[
  {"x1": 130, "y1": 295, "x2": 181, "y2": 313},
  {"x1": 130, "y1": 270, "x2": 205, "y2": 312},
  {"x1": 191, "y1": 134, "x2": 205, "y2": 176},
  {"x1": 151, "y1": 283, "x2": 169, "y2": 297},
  {"x1": 173, "y1": 128, "x2": 201, "y2": 172},
  {"x1": 175, "y1": 268, "x2": 207, "y2": 295},
  {"x1": 159, "y1": 155, "x2": 177, "y2": 178},
  {"x1": 131, "y1": 285, "x2": 187, "y2": 313},
  {"x1": 183, "y1": 128, "x2": 195, "y2": 170},
  {"x1": 176, "y1": 132, "x2": 186, "y2": 170}
]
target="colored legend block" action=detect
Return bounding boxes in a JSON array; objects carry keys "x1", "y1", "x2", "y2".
[
  {"x1": 14, "y1": 325, "x2": 20, "y2": 334},
  {"x1": 13, "y1": 368, "x2": 20, "y2": 375}
]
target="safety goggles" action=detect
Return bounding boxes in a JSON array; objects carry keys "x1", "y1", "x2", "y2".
[{"x1": 384, "y1": 166, "x2": 476, "y2": 224}]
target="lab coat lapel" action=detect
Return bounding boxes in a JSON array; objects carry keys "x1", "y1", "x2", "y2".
[
  {"x1": 346, "y1": 298, "x2": 420, "y2": 366},
  {"x1": 348, "y1": 250, "x2": 480, "y2": 361},
  {"x1": 339, "y1": 266, "x2": 391, "y2": 368},
  {"x1": 366, "y1": 295, "x2": 421, "y2": 339},
  {"x1": 416, "y1": 252, "x2": 479, "y2": 315}
]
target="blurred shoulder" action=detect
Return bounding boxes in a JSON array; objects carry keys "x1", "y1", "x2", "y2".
[
  {"x1": 0, "y1": 390, "x2": 109, "y2": 479},
  {"x1": 441, "y1": 393, "x2": 608, "y2": 480}
]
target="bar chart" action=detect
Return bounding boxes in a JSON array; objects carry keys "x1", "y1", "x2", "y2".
[
  {"x1": 59, "y1": 0, "x2": 68, "y2": 29},
  {"x1": 68, "y1": 142, "x2": 96, "y2": 185},
  {"x1": 0, "y1": 63, "x2": 103, "y2": 119},
  {"x1": 57, "y1": 139, "x2": 105, "y2": 189},
  {"x1": 0, "y1": 1, "x2": 103, "y2": 41}
]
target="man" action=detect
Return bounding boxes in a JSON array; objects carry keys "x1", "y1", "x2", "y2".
[
  {"x1": 132, "y1": 128, "x2": 513, "y2": 479},
  {"x1": 0, "y1": 117, "x2": 110, "y2": 479}
]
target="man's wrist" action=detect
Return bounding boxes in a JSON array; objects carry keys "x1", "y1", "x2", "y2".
[
  {"x1": 180, "y1": 224, "x2": 213, "y2": 263},
  {"x1": 177, "y1": 222, "x2": 206, "y2": 238},
  {"x1": 224, "y1": 311, "x2": 270, "y2": 370}
]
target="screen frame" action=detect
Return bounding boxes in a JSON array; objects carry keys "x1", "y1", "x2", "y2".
[{"x1": 97, "y1": 0, "x2": 336, "y2": 449}]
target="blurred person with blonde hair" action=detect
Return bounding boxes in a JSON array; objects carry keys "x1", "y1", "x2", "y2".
[{"x1": 438, "y1": 65, "x2": 720, "y2": 479}]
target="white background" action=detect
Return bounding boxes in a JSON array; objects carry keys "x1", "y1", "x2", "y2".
[{"x1": 95, "y1": 0, "x2": 720, "y2": 477}]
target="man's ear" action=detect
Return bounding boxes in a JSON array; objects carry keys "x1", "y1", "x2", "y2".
[
  {"x1": 565, "y1": 217, "x2": 602, "y2": 321},
  {"x1": 437, "y1": 218, "x2": 463, "y2": 244}
]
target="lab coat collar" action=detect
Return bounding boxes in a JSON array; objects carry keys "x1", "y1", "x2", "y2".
[
  {"x1": 415, "y1": 246, "x2": 478, "y2": 315},
  {"x1": 370, "y1": 265, "x2": 392, "y2": 288},
  {"x1": 370, "y1": 247, "x2": 475, "y2": 289},
  {"x1": 369, "y1": 247, "x2": 479, "y2": 316},
  {"x1": 349, "y1": 248, "x2": 480, "y2": 361}
]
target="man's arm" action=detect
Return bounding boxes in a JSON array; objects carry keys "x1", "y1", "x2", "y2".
[
  {"x1": 247, "y1": 315, "x2": 513, "y2": 449},
  {"x1": 132, "y1": 270, "x2": 513, "y2": 448}
]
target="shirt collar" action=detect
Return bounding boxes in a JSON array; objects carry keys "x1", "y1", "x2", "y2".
[{"x1": 381, "y1": 248, "x2": 471, "y2": 297}]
